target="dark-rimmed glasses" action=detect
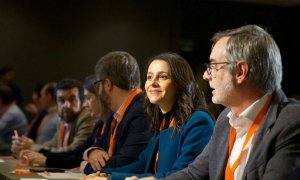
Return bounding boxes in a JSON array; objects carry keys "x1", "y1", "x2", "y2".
[
  {"x1": 205, "y1": 62, "x2": 232, "y2": 76},
  {"x1": 93, "y1": 79, "x2": 103, "y2": 90}
]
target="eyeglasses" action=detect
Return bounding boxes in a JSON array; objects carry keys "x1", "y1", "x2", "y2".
[
  {"x1": 205, "y1": 62, "x2": 232, "y2": 76},
  {"x1": 93, "y1": 79, "x2": 103, "y2": 90}
]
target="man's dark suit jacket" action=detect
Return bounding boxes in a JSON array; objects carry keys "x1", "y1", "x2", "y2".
[
  {"x1": 40, "y1": 93, "x2": 151, "y2": 171},
  {"x1": 164, "y1": 89, "x2": 300, "y2": 180}
]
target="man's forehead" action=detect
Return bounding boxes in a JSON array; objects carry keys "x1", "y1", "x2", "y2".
[{"x1": 56, "y1": 87, "x2": 79, "y2": 97}]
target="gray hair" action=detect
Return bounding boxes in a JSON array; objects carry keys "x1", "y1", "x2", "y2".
[
  {"x1": 94, "y1": 51, "x2": 141, "y2": 90},
  {"x1": 211, "y1": 25, "x2": 282, "y2": 93}
]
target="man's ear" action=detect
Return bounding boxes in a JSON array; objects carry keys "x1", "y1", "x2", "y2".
[
  {"x1": 104, "y1": 79, "x2": 113, "y2": 92},
  {"x1": 235, "y1": 61, "x2": 249, "y2": 84}
]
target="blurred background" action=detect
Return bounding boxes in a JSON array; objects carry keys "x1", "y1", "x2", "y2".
[{"x1": 1, "y1": 0, "x2": 300, "y2": 110}]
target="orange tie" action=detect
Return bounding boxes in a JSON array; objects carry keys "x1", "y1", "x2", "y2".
[
  {"x1": 58, "y1": 124, "x2": 71, "y2": 147},
  {"x1": 225, "y1": 96, "x2": 272, "y2": 180},
  {"x1": 154, "y1": 117, "x2": 175, "y2": 173},
  {"x1": 108, "y1": 119, "x2": 117, "y2": 156},
  {"x1": 59, "y1": 124, "x2": 65, "y2": 146}
]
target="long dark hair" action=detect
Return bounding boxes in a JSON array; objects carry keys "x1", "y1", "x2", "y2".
[{"x1": 144, "y1": 52, "x2": 207, "y2": 132}]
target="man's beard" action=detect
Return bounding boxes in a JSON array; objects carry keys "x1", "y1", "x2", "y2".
[
  {"x1": 98, "y1": 89, "x2": 110, "y2": 110},
  {"x1": 59, "y1": 109, "x2": 79, "y2": 123}
]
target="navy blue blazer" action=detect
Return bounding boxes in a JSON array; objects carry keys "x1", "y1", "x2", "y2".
[
  {"x1": 102, "y1": 111, "x2": 215, "y2": 180},
  {"x1": 84, "y1": 93, "x2": 151, "y2": 174}
]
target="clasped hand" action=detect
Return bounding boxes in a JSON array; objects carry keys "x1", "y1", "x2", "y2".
[{"x1": 88, "y1": 149, "x2": 110, "y2": 171}]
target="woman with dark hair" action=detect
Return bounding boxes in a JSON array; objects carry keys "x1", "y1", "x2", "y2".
[{"x1": 83, "y1": 52, "x2": 215, "y2": 180}]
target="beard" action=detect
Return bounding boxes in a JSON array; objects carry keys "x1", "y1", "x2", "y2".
[
  {"x1": 98, "y1": 88, "x2": 111, "y2": 110},
  {"x1": 59, "y1": 108, "x2": 79, "y2": 123}
]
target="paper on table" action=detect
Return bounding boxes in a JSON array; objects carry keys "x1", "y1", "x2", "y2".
[
  {"x1": 0, "y1": 159, "x2": 4, "y2": 163},
  {"x1": 20, "y1": 179, "x2": 47, "y2": 180},
  {"x1": 38, "y1": 172, "x2": 85, "y2": 179}
]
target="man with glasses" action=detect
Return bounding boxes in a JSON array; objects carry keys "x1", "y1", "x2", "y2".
[
  {"x1": 81, "y1": 51, "x2": 151, "y2": 174},
  {"x1": 12, "y1": 78, "x2": 97, "y2": 165},
  {"x1": 131, "y1": 25, "x2": 300, "y2": 180}
]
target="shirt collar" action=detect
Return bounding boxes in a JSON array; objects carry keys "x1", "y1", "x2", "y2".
[
  {"x1": 113, "y1": 93, "x2": 128, "y2": 122},
  {"x1": 227, "y1": 92, "x2": 272, "y2": 136}
]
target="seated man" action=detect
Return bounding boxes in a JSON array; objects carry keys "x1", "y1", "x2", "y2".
[
  {"x1": 82, "y1": 51, "x2": 151, "y2": 174},
  {"x1": 12, "y1": 78, "x2": 97, "y2": 163},
  {"x1": 129, "y1": 25, "x2": 300, "y2": 180},
  {"x1": 27, "y1": 76, "x2": 111, "y2": 168},
  {"x1": 13, "y1": 82, "x2": 59, "y2": 152},
  {"x1": 15, "y1": 52, "x2": 151, "y2": 172}
]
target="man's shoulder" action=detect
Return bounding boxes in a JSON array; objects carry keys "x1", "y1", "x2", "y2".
[
  {"x1": 124, "y1": 93, "x2": 145, "y2": 114},
  {"x1": 122, "y1": 93, "x2": 148, "y2": 124},
  {"x1": 74, "y1": 107, "x2": 96, "y2": 126},
  {"x1": 5, "y1": 105, "x2": 27, "y2": 121}
]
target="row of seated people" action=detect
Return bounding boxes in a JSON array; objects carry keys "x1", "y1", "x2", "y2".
[
  {"x1": 2, "y1": 51, "x2": 215, "y2": 180},
  {"x1": 1, "y1": 24, "x2": 300, "y2": 180},
  {"x1": 0, "y1": 81, "x2": 64, "y2": 155},
  {"x1": 0, "y1": 79, "x2": 98, "y2": 156}
]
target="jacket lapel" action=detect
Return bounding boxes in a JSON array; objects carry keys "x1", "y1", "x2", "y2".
[{"x1": 242, "y1": 90, "x2": 289, "y2": 179}]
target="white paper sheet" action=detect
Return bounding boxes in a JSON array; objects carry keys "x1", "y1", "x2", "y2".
[{"x1": 38, "y1": 172, "x2": 85, "y2": 179}]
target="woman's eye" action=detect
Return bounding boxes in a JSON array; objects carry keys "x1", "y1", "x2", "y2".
[
  {"x1": 159, "y1": 75, "x2": 168, "y2": 80},
  {"x1": 146, "y1": 75, "x2": 153, "y2": 80}
]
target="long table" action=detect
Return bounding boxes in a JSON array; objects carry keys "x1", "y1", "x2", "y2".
[
  {"x1": 0, "y1": 156, "x2": 85, "y2": 180},
  {"x1": 0, "y1": 157, "x2": 43, "y2": 179}
]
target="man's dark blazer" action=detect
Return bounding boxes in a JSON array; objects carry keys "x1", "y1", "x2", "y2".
[
  {"x1": 164, "y1": 89, "x2": 300, "y2": 180},
  {"x1": 84, "y1": 93, "x2": 151, "y2": 174},
  {"x1": 41, "y1": 93, "x2": 151, "y2": 171}
]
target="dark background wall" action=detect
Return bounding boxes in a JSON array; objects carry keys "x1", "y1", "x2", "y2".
[{"x1": 0, "y1": 0, "x2": 299, "y2": 106}]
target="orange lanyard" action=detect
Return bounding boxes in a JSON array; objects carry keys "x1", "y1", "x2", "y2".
[
  {"x1": 108, "y1": 88, "x2": 142, "y2": 157},
  {"x1": 59, "y1": 124, "x2": 65, "y2": 146},
  {"x1": 225, "y1": 96, "x2": 272, "y2": 180},
  {"x1": 154, "y1": 117, "x2": 175, "y2": 173},
  {"x1": 100, "y1": 123, "x2": 106, "y2": 136}
]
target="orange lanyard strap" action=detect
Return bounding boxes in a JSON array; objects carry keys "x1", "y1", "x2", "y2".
[
  {"x1": 225, "y1": 96, "x2": 272, "y2": 180},
  {"x1": 100, "y1": 123, "x2": 106, "y2": 136},
  {"x1": 154, "y1": 117, "x2": 175, "y2": 173},
  {"x1": 59, "y1": 124, "x2": 65, "y2": 146},
  {"x1": 108, "y1": 88, "x2": 142, "y2": 157}
]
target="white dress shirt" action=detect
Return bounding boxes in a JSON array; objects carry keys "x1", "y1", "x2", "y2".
[{"x1": 227, "y1": 93, "x2": 271, "y2": 180}]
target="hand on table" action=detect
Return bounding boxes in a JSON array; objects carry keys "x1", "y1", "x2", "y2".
[
  {"x1": 87, "y1": 149, "x2": 109, "y2": 171},
  {"x1": 82, "y1": 171, "x2": 109, "y2": 180},
  {"x1": 19, "y1": 150, "x2": 46, "y2": 166}
]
